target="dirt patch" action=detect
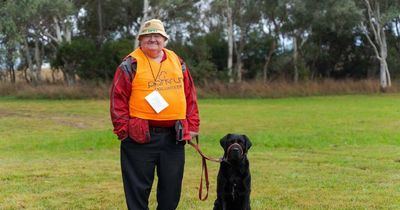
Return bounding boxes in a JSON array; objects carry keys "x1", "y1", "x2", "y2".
[
  {"x1": 0, "y1": 108, "x2": 33, "y2": 118},
  {"x1": 0, "y1": 108, "x2": 90, "y2": 129},
  {"x1": 54, "y1": 119, "x2": 89, "y2": 129}
]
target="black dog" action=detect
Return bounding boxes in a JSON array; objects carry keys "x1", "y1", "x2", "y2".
[{"x1": 213, "y1": 134, "x2": 252, "y2": 210}]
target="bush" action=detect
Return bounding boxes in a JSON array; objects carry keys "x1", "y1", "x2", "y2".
[{"x1": 52, "y1": 38, "x2": 133, "y2": 82}]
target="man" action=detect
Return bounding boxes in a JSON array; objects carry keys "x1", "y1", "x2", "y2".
[{"x1": 110, "y1": 19, "x2": 200, "y2": 210}]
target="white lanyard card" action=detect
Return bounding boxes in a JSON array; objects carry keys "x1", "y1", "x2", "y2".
[{"x1": 145, "y1": 90, "x2": 169, "y2": 113}]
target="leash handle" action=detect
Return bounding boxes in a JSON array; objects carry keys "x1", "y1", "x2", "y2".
[{"x1": 188, "y1": 136, "x2": 221, "y2": 201}]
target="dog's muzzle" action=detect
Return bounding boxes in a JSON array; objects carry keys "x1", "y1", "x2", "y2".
[{"x1": 226, "y1": 143, "x2": 244, "y2": 161}]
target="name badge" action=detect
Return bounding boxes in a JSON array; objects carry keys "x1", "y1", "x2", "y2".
[{"x1": 145, "y1": 90, "x2": 169, "y2": 113}]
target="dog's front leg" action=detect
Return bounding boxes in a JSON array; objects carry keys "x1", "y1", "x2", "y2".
[
  {"x1": 243, "y1": 197, "x2": 251, "y2": 210},
  {"x1": 242, "y1": 174, "x2": 251, "y2": 210},
  {"x1": 222, "y1": 201, "x2": 228, "y2": 210},
  {"x1": 214, "y1": 170, "x2": 228, "y2": 210}
]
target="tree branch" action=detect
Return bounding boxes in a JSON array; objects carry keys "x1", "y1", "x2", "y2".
[
  {"x1": 361, "y1": 22, "x2": 382, "y2": 61},
  {"x1": 364, "y1": 0, "x2": 381, "y2": 46}
]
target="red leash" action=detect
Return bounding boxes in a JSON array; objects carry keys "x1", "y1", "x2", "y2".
[{"x1": 188, "y1": 136, "x2": 222, "y2": 201}]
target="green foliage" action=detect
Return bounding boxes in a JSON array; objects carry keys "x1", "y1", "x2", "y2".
[
  {"x1": 387, "y1": 38, "x2": 400, "y2": 79},
  {"x1": 52, "y1": 38, "x2": 133, "y2": 81},
  {"x1": 73, "y1": 0, "x2": 143, "y2": 41},
  {"x1": 94, "y1": 39, "x2": 134, "y2": 80},
  {"x1": 168, "y1": 29, "x2": 229, "y2": 84},
  {"x1": 243, "y1": 31, "x2": 274, "y2": 79},
  {"x1": 1, "y1": 0, "x2": 400, "y2": 84}
]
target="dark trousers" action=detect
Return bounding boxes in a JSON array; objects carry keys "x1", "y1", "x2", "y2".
[{"x1": 120, "y1": 128, "x2": 185, "y2": 210}]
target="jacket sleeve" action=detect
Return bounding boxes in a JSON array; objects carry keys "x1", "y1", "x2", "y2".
[
  {"x1": 110, "y1": 58, "x2": 135, "y2": 140},
  {"x1": 181, "y1": 60, "x2": 200, "y2": 133}
]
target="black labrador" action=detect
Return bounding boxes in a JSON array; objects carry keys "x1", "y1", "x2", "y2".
[{"x1": 213, "y1": 134, "x2": 252, "y2": 210}]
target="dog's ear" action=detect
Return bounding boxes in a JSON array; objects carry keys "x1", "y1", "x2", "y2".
[
  {"x1": 242, "y1": 134, "x2": 252, "y2": 151},
  {"x1": 220, "y1": 133, "x2": 232, "y2": 149}
]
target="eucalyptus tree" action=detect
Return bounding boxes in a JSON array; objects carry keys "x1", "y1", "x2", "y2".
[
  {"x1": 282, "y1": 0, "x2": 314, "y2": 82},
  {"x1": 73, "y1": 0, "x2": 143, "y2": 43},
  {"x1": 0, "y1": 0, "x2": 42, "y2": 82},
  {"x1": 283, "y1": 0, "x2": 363, "y2": 82},
  {"x1": 233, "y1": 0, "x2": 262, "y2": 82},
  {"x1": 0, "y1": 3, "x2": 19, "y2": 83},
  {"x1": 0, "y1": 0, "x2": 76, "y2": 83},
  {"x1": 134, "y1": 0, "x2": 202, "y2": 47},
  {"x1": 38, "y1": 0, "x2": 76, "y2": 84},
  {"x1": 303, "y1": 0, "x2": 362, "y2": 79},
  {"x1": 209, "y1": 0, "x2": 262, "y2": 83},
  {"x1": 259, "y1": 0, "x2": 288, "y2": 83},
  {"x1": 39, "y1": 0, "x2": 75, "y2": 45},
  {"x1": 391, "y1": 16, "x2": 400, "y2": 54},
  {"x1": 0, "y1": 34, "x2": 18, "y2": 83},
  {"x1": 359, "y1": 0, "x2": 400, "y2": 89},
  {"x1": 134, "y1": 0, "x2": 149, "y2": 48}
]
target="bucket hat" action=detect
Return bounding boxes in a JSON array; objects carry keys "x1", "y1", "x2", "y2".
[{"x1": 138, "y1": 19, "x2": 169, "y2": 39}]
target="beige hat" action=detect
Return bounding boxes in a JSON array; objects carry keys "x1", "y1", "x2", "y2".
[{"x1": 138, "y1": 19, "x2": 169, "y2": 40}]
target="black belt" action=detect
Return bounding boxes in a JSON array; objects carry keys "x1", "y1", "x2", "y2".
[{"x1": 149, "y1": 126, "x2": 175, "y2": 133}]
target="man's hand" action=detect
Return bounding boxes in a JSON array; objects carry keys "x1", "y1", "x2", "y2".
[{"x1": 189, "y1": 131, "x2": 199, "y2": 140}]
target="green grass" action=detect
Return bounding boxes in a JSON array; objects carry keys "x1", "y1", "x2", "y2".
[{"x1": 1, "y1": 95, "x2": 399, "y2": 209}]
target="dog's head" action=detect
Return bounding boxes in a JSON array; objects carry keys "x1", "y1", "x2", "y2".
[{"x1": 220, "y1": 133, "x2": 252, "y2": 162}]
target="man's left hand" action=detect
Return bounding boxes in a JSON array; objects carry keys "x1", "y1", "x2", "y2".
[{"x1": 189, "y1": 131, "x2": 199, "y2": 139}]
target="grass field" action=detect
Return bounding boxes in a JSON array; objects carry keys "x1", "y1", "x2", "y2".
[{"x1": 0, "y1": 95, "x2": 399, "y2": 209}]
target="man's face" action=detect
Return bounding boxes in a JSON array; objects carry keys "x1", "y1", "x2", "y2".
[{"x1": 140, "y1": 33, "x2": 166, "y2": 52}]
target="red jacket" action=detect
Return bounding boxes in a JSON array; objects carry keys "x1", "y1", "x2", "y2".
[{"x1": 110, "y1": 51, "x2": 200, "y2": 143}]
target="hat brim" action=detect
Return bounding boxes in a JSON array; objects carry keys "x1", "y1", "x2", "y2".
[{"x1": 138, "y1": 31, "x2": 169, "y2": 40}]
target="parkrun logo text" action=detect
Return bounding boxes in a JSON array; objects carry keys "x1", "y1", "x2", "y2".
[{"x1": 148, "y1": 77, "x2": 184, "y2": 90}]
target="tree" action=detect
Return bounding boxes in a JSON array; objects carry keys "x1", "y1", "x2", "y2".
[
  {"x1": 0, "y1": 0, "x2": 76, "y2": 83},
  {"x1": 73, "y1": 0, "x2": 143, "y2": 42},
  {"x1": 210, "y1": 0, "x2": 261, "y2": 83},
  {"x1": 359, "y1": 0, "x2": 400, "y2": 89},
  {"x1": 134, "y1": 0, "x2": 149, "y2": 48},
  {"x1": 226, "y1": 0, "x2": 234, "y2": 83},
  {"x1": 0, "y1": 0, "x2": 40, "y2": 82},
  {"x1": 260, "y1": 0, "x2": 288, "y2": 83}
]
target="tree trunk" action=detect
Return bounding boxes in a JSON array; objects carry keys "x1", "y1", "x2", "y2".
[
  {"x1": 236, "y1": 60, "x2": 242, "y2": 83},
  {"x1": 50, "y1": 16, "x2": 71, "y2": 44},
  {"x1": 65, "y1": 22, "x2": 72, "y2": 44},
  {"x1": 362, "y1": 0, "x2": 391, "y2": 90},
  {"x1": 6, "y1": 48, "x2": 16, "y2": 83},
  {"x1": 64, "y1": 66, "x2": 76, "y2": 86},
  {"x1": 379, "y1": 32, "x2": 391, "y2": 89},
  {"x1": 235, "y1": 34, "x2": 246, "y2": 83},
  {"x1": 226, "y1": 0, "x2": 234, "y2": 83},
  {"x1": 135, "y1": 0, "x2": 150, "y2": 49},
  {"x1": 62, "y1": 58, "x2": 76, "y2": 86},
  {"x1": 34, "y1": 36, "x2": 42, "y2": 82},
  {"x1": 23, "y1": 36, "x2": 35, "y2": 83},
  {"x1": 293, "y1": 36, "x2": 299, "y2": 83},
  {"x1": 54, "y1": 16, "x2": 62, "y2": 42},
  {"x1": 263, "y1": 40, "x2": 276, "y2": 83},
  {"x1": 97, "y1": 0, "x2": 104, "y2": 44},
  {"x1": 23, "y1": 67, "x2": 29, "y2": 83},
  {"x1": 10, "y1": 68, "x2": 16, "y2": 83},
  {"x1": 381, "y1": 31, "x2": 391, "y2": 87},
  {"x1": 7, "y1": 66, "x2": 15, "y2": 83},
  {"x1": 379, "y1": 60, "x2": 388, "y2": 89}
]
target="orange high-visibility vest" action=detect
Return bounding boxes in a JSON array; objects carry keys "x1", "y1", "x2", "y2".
[{"x1": 128, "y1": 48, "x2": 186, "y2": 120}]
